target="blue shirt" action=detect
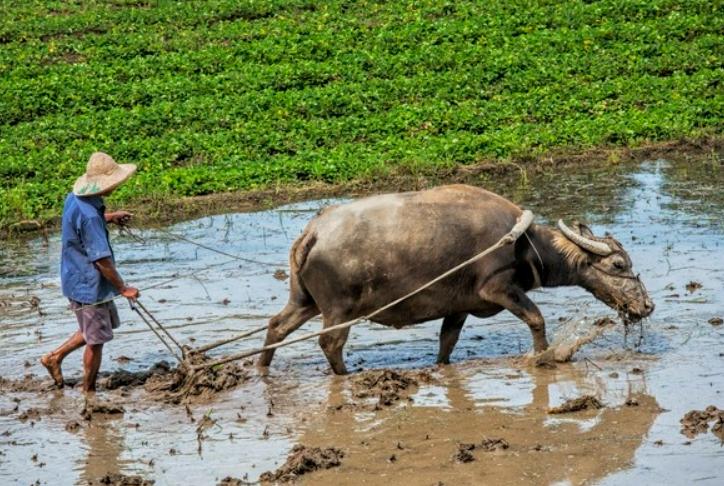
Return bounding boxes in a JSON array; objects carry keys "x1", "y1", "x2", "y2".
[{"x1": 60, "y1": 193, "x2": 118, "y2": 304}]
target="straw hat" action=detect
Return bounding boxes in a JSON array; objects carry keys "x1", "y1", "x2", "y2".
[{"x1": 73, "y1": 152, "x2": 137, "y2": 196}]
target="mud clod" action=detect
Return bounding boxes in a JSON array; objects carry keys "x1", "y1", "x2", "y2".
[
  {"x1": 65, "y1": 420, "x2": 81, "y2": 433},
  {"x1": 101, "y1": 362, "x2": 172, "y2": 390},
  {"x1": 144, "y1": 353, "x2": 249, "y2": 404},
  {"x1": 453, "y1": 443, "x2": 476, "y2": 463},
  {"x1": 18, "y1": 408, "x2": 43, "y2": 422},
  {"x1": 350, "y1": 369, "x2": 435, "y2": 408},
  {"x1": 548, "y1": 395, "x2": 604, "y2": 414},
  {"x1": 217, "y1": 478, "x2": 246, "y2": 486},
  {"x1": 81, "y1": 401, "x2": 125, "y2": 420},
  {"x1": 680, "y1": 406, "x2": 724, "y2": 440},
  {"x1": 259, "y1": 445, "x2": 344, "y2": 483},
  {"x1": 88, "y1": 473, "x2": 155, "y2": 485},
  {"x1": 685, "y1": 281, "x2": 703, "y2": 293},
  {"x1": 454, "y1": 438, "x2": 509, "y2": 463}
]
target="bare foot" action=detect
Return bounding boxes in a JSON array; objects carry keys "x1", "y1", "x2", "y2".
[{"x1": 40, "y1": 354, "x2": 64, "y2": 388}]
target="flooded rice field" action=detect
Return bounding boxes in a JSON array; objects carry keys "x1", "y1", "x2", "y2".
[{"x1": 1, "y1": 157, "x2": 722, "y2": 485}]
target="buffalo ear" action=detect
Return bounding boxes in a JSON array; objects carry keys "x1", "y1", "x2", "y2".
[{"x1": 573, "y1": 221, "x2": 596, "y2": 239}]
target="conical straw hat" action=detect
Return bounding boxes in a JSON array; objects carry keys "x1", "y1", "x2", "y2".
[{"x1": 73, "y1": 152, "x2": 137, "y2": 196}]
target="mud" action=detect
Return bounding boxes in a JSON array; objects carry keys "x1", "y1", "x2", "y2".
[
  {"x1": 17, "y1": 407, "x2": 45, "y2": 422},
  {"x1": 680, "y1": 406, "x2": 724, "y2": 440},
  {"x1": 1, "y1": 157, "x2": 723, "y2": 485},
  {"x1": 548, "y1": 395, "x2": 604, "y2": 414},
  {"x1": 454, "y1": 437, "x2": 509, "y2": 463},
  {"x1": 258, "y1": 445, "x2": 344, "y2": 483},
  {"x1": 0, "y1": 374, "x2": 53, "y2": 393},
  {"x1": 349, "y1": 369, "x2": 436, "y2": 409},
  {"x1": 144, "y1": 353, "x2": 251, "y2": 404},
  {"x1": 100, "y1": 361, "x2": 173, "y2": 390},
  {"x1": 81, "y1": 400, "x2": 125, "y2": 420},
  {"x1": 87, "y1": 473, "x2": 155, "y2": 485}
]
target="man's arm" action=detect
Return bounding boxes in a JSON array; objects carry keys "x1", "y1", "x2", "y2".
[
  {"x1": 95, "y1": 257, "x2": 139, "y2": 300},
  {"x1": 105, "y1": 211, "x2": 133, "y2": 226}
]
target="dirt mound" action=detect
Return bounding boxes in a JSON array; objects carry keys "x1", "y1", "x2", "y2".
[
  {"x1": 453, "y1": 438, "x2": 509, "y2": 463},
  {"x1": 0, "y1": 374, "x2": 52, "y2": 393},
  {"x1": 548, "y1": 395, "x2": 604, "y2": 414},
  {"x1": 680, "y1": 406, "x2": 724, "y2": 440},
  {"x1": 100, "y1": 362, "x2": 172, "y2": 390},
  {"x1": 144, "y1": 353, "x2": 250, "y2": 404},
  {"x1": 259, "y1": 445, "x2": 344, "y2": 483},
  {"x1": 81, "y1": 400, "x2": 125, "y2": 420},
  {"x1": 350, "y1": 369, "x2": 435, "y2": 408},
  {"x1": 217, "y1": 477, "x2": 248, "y2": 485},
  {"x1": 87, "y1": 473, "x2": 155, "y2": 485}
]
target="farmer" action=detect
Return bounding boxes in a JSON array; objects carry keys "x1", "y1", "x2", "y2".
[{"x1": 40, "y1": 152, "x2": 140, "y2": 393}]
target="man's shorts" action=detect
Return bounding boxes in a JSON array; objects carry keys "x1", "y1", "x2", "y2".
[{"x1": 69, "y1": 300, "x2": 120, "y2": 345}]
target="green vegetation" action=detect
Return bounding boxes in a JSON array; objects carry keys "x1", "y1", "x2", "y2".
[{"x1": 0, "y1": 0, "x2": 721, "y2": 227}]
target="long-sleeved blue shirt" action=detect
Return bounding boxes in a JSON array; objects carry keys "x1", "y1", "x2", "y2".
[{"x1": 60, "y1": 193, "x2": 118, "y2": 304}]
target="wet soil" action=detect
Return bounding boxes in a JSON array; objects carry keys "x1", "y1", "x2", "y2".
[
  {"x1": 454, "y1": 437, "x2": 509, "y2": 463},
  {"x1": 258, "y1": 445, "x2": 344, "y2": 483},
  {"x1": 348, "y1": 369, "x2": 436, "y2": 409},
  {"x1": 680, "y1": 406, "x2": 724, "y2": 441},
  {"x1": 144, "y1": 353, "x2": 251, "y2": 404},
  {"x1": 87, "y1": 473, "x2": 155, "y2": 485},
  {"x1": 1, "y1": 157, "x2": 723, "y2": 485},
  {"x1": 548, "y1": 395, "x2": 604, "y2": 414}
]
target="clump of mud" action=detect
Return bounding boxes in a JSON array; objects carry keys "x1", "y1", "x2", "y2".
[
  {"x1": 0, "y1": 374, "x2": 52, "y2": 393},
  {"x1": 680, "y1": 406, "x2": 724, "y2": 440},
  {"x1": 100, "y1": 362, "x2": 172, "y2": 390},
  {"x1": 349, "y1": 369, "x2": 435, "y2": 409},
  {"x1": 18, "y1": 407, "x2": 44, "y2": 422},
  {"x1": 81, "y1": 400, "x2": 125, "y2": 420},
  {"x1": 548, "y1": 395, "x2": 604, "y2": 414},
  {"x1": 0, "y1": 362, "x2": 173, "y2": 393},
  {"x1": 453, "y1": 438, "x2": 509, "y2": 463},
  {"x1": 259, "y1": 445, "x2": 344, "y2": 483},
  {"x1": 144, "y1": 353, "x2": 250, "y2": 404},
  {"x1": 217, "y1": 476, "x2": 247, "y2": 485},
  {"x1": 87, "y1": 473, "x2": 155, "y2": 485}
]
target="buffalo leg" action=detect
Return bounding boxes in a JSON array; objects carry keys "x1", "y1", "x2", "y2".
[
  {"x1": 437, "y1": 313, "x2": 468, "y2": 365},
  {"x1": 319, "y1": 316, "x2": 351, "y2": 375},
  {"x1": 258, "y1": 303, "x2": 319, "y2": 368},
  {"x1": 480, "y1": 286, "x2": 548, "y2": 352}
]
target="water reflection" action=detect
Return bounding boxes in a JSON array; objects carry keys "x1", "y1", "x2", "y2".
[{"x1": 295, "y1": 362, "x2": 660, "y2": 486}]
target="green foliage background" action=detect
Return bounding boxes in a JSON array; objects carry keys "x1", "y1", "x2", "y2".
[{"x1": 0, "y1": 0, "x2": 721, "y2": 226}]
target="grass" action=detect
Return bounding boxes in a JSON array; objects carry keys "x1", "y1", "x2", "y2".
[{"x1": 0, "y1": 0, "x2": 722, "y2": 228}]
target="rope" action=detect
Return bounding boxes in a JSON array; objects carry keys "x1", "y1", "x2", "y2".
[
  {"x1": 191, "y1": 325, "x2": 268, "y2": 354},
  {"x1": 190, "y1": 210, "x2": 535, "y2": 372},
  {"x1": 67, "y1": 224, "x2": 281, "y2": 313},
  {"x1": 152, "y1": 226, "x2": 277, "y2": 267}
]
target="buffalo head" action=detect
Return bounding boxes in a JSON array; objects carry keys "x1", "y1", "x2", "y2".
[{"x1": 557, "y1": 220, "x2": 654, "y2": 322}]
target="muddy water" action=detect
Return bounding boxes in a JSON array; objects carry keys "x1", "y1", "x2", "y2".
[{"x1": 1, "y1": 158, "x2": 722, "y2": 485}]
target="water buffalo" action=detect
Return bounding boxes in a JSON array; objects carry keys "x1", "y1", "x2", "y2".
[{"x1": 259, "y1": 184, "x2": 654, "y2": 374}]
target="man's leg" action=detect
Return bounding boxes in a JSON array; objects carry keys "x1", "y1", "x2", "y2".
[
  {"x1": 83, "y1": 344, "x2": 103, "y2": 393},
  {"x1": 40, "y1": 331, "x2": 86, "y2": 387}
]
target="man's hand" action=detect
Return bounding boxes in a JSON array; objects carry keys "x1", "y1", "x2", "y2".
[
  {"x1": 94, "y1": 257, "x2": 138, "y2": 300},
  {"x1": 105, "y1": 211, "x2": 133, "y2": 226},
  {"x1": 121, "y1": 286, "x2": 140, "y2": 300}
]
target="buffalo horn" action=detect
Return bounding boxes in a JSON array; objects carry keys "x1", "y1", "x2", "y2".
[{"x1": 557, "y1": 220, "x2": 612, "y2": 256}]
